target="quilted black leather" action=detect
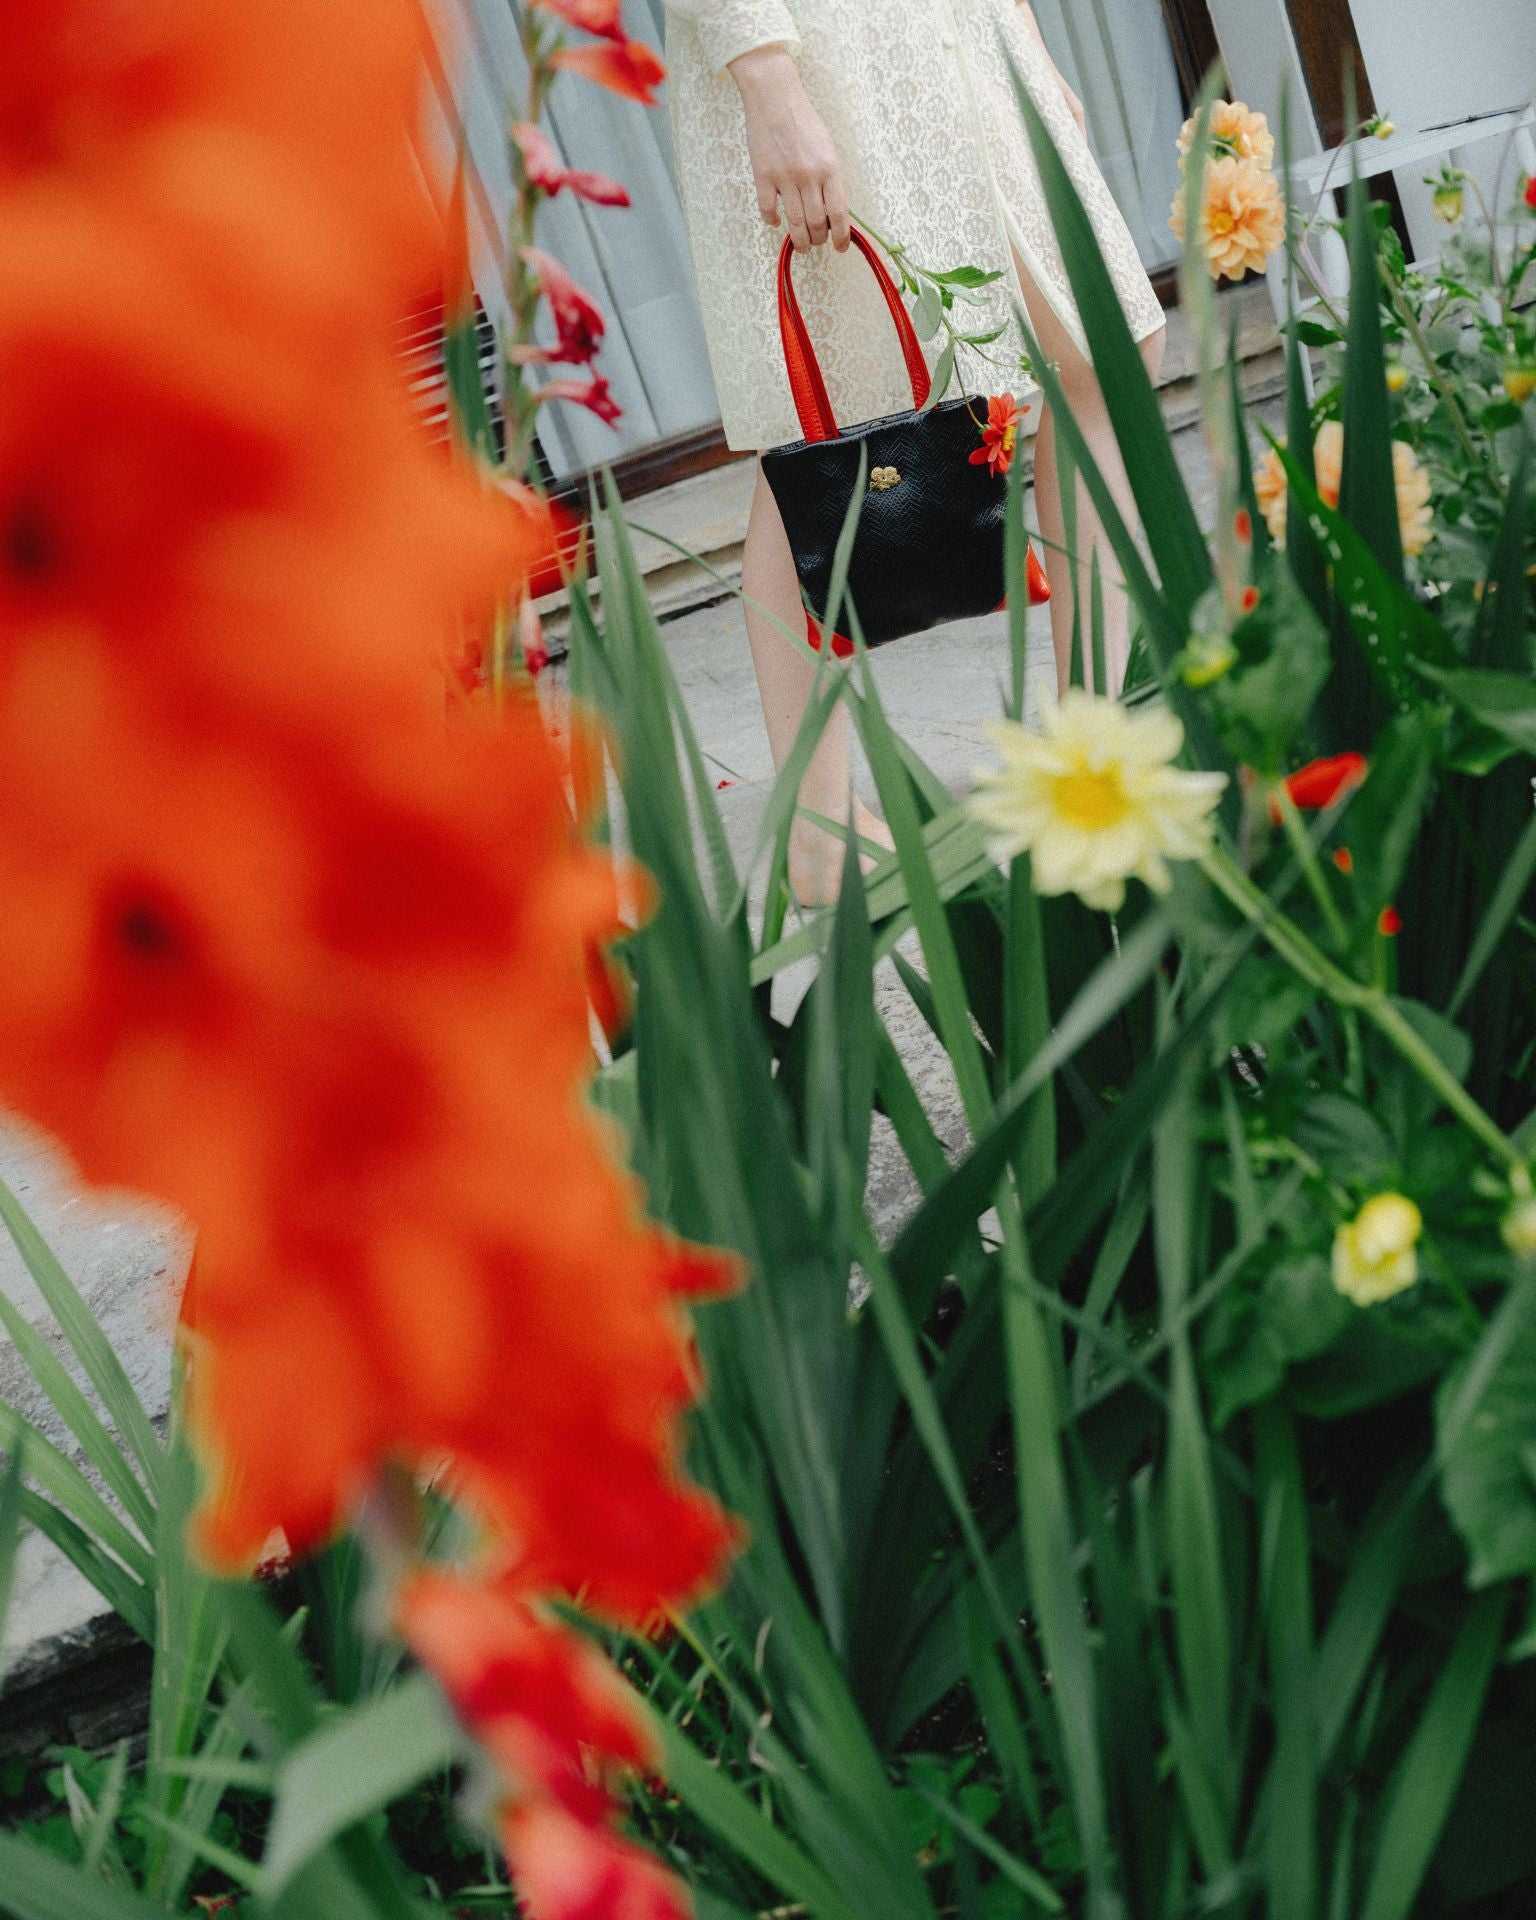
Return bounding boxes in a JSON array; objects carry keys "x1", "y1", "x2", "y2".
[{"x1": 760, "y1": 396, "x2": 1007, "y2": 647}]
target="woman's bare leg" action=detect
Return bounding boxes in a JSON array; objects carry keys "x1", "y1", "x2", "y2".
[
  {"x1": 1014, "y1": 257, "x2": 1166, "y2": 696},
  {"x1": 740, "y1": 464, "x2": 892, "y2": 904}
]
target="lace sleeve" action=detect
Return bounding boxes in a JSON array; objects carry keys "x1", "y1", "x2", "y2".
[{"x1": 663, "y1": 0, "x2": 800, "y2": 73}]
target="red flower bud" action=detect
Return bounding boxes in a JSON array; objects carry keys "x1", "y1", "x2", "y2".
[
  {"x1": 1282, "y1": 752, "x2": 1368, "y2": 811},
  {"x1": 1378, "y1": 904, "x2": 1402, "y2": 937}
]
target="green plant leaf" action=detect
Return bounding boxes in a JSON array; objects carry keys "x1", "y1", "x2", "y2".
[
  {"x1": 0, "y1": 1179, "x2": 164, "y2": 1505},
  {"x1": 645, "y1": 1702, "x2": 866, "y2": 1920},
  {"x1": 0, "y1": 1833, "x2": 170, "y2": 1920},
  {"x1": 0, "y1": 1399, "x2": 151, "y2": 1583},
  {"x1": 264, "y1": 1670, "x2": 464, "y2": 1893},
  {"x1": 1431, "y1": 668, "x2": 1536, "y2": 756},
  {"x1": 1437, "y1": 1278, "x2": 1536, "y2": 1587},
  {"x1": 1357, "y1": 1590, "x2": 1507, "y2": 1920},
  {"x1": 1010, "y1": 69, "x2": 1211, "y2": 633},
  {"x1": 0, "y1": 1442, "x2": 23, "y2": 1674}
]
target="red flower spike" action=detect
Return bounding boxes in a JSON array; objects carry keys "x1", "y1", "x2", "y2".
[
  {"x1": 512, "y1": 124, "x2": 630, "y2": 207},
  {"x1": 1234, "y1": 507, "x2": 1253, "y2": 545},
  {"x1": 1379, "y1": 904, "x2": 1402, "y2": 937},
  {"x1": 550, "y1": 40, "x2": 666, "y2": 106},
  {"x1": 1526, "y1": 176, "x2": 1536, "y2": 211},
  {"x1": 1240, "y1": 585, "x2": 1260, "y2": 613},
  {"x1": 969, "y1": 392, "x2": 1024, "y2": 479},
  {"x1": 538, "y1": 375, "x2": 623, "y2": 426},
  {"x1": 1333, "y1": 847, "x2": 1354, "y2": 875},
  {"x1": 533, "y1": 0, "x2": 627, "y2": 38},
  {"x1": 521, "y1": 248, "x2": 606, "y2": 364}
]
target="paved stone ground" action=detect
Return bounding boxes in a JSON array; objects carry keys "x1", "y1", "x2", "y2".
[{"x1": 0, "y1": 321, "x2": 1285, "y2": 1726}]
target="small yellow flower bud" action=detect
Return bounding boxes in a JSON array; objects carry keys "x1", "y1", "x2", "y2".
[
  {"x1": 1181, "y1": 633, "x2": 1238, "y2": 687},
  {"x1": 1332, "y1": 1193, "x2": 1422, "y2": 1306},
  {"x1": 1385, "y1": 361, "x2": 1409, "y2": 394},
  {"x1": 1432, "y1": 185, "x2": 1465, "y2": 225},
  {"x1": 1502, "y1": 1195, "x2": 1536, "y2": 1259},
  {"x1": 1505, "y1": 363, "x2": 1536, "y2": 406}
]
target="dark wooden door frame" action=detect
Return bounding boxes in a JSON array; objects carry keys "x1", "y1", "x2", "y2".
[
  {"x1": 1282, "y1": 0, "x2": 1376, "y2": 146},
  {"x1": 1279, "y1": 0, "x2": 1410, "y2": 239},
  {"x1": 1159, "y1": 0, "x2": 1224, "y2": 108}
]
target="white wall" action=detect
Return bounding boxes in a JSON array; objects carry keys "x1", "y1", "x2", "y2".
[
  {"x1": 1351, "y1": 0, "x2": 1536, "y2": 249},
  {"x1": 1203, "y1": 0, "x2": 1321, "y2": 156},
  {"x1": 1206, "y1": 0, "x2": 1535, "y2": 250}
]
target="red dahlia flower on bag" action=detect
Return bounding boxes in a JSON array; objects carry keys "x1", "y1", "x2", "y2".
[{"x1": 970, "y1": 392, "x2": 1026, "y2": 477}]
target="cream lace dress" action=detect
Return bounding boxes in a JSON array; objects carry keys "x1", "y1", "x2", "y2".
[{"x1": 663, "y1": 0, "x2": 1165, "y2": 451}]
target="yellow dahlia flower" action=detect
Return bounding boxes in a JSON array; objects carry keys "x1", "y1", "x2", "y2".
[
  {"x1": 1253, "y1": 422, "x2": 1433, "y2": 557},
  {"x1": 967, "y1": 692, "x2": 1227, "y2": 914},
  {"x1": 1177, "y1": 100, "x2": 1277, "y2": 172},
  {"x1": 1332, "y1": 1194, "x2": 1422, "y2": 1307},
  {"x1": 1171, "y1": 156, "x2": 1286, "y2": 282}
]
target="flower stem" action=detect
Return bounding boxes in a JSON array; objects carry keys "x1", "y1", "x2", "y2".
[{"x1": 1201, "y1": 846, "x2": 1522, "y2": 1168}]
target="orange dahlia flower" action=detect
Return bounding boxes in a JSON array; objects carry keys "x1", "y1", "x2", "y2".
[
  {"x1": 1254, "y1": 422, "x2": 1433, "y2": 557},
  {"x1": 1177, "y1": 100, "x2": 1276, "y2": 173},
  {"x1": 1171, "y1": 155, "x2": 1285, "y2": 283}
]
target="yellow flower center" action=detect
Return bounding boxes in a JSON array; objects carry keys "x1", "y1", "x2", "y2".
[{"x1": 1053, "y1": 763, "x2": 1130, "y2": 831}]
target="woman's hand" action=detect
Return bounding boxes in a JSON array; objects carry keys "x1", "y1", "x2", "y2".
[{"x1": 728, "y1": 46, "x2": 851, "y2": 253}]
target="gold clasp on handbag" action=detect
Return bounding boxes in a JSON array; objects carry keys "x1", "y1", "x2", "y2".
[{"x1": 870, "y1": 466, "x2": 902, "y2": 491}]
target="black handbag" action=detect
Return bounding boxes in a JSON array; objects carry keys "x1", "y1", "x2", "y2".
[{"x1": 759, "y1": 226, "x2": 1049, "y2": 655}]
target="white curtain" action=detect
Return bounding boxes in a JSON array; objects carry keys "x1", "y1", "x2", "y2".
[
  {"x1": 1031, "y1": 0, "x2": 1187, "y2": 272},
  {"x1": 422, "y1": 0, "x2": 721, "y2": 478}
]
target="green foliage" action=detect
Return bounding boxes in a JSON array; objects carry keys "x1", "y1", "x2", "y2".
[{"x1": 1, "y1": 64, "x2": 1534, "y2": 1920}]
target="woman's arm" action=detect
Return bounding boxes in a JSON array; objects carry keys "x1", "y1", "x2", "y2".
[
  {"x1": 1013, "y1": 1, "x2": 1087, "y2": 134},
  {"x1": 665, "y1": 0, "x2": 847, "y2": 253},
  {"x1": 663, "y1": 0, "x2": 799, "y2": 77},
  {"x1": 728, "y1": 46, "x2": 850, "y2": 254}
]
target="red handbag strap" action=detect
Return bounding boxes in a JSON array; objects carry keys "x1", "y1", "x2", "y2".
[{"x1": 777, "y1": 228, "x2": 933, "y2": 443}]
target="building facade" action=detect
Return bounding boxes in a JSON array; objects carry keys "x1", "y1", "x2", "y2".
[{"x1": 427, "y1": 0, "x2": 1535, "y2": 485}]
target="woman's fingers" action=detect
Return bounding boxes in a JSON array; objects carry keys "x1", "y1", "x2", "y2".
[
  {"x1": 778, "y1": 180, "x2": 814, "y2": 252},
  {"x1": 770, "y1": 172, "x2": 846, "y2": 251},
  {"x1": 800, "y1": 175, "x2": 831, "y2": 248},
  {"x1": 824, "y1": 170, "x2": 852, "y2": 252}
]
